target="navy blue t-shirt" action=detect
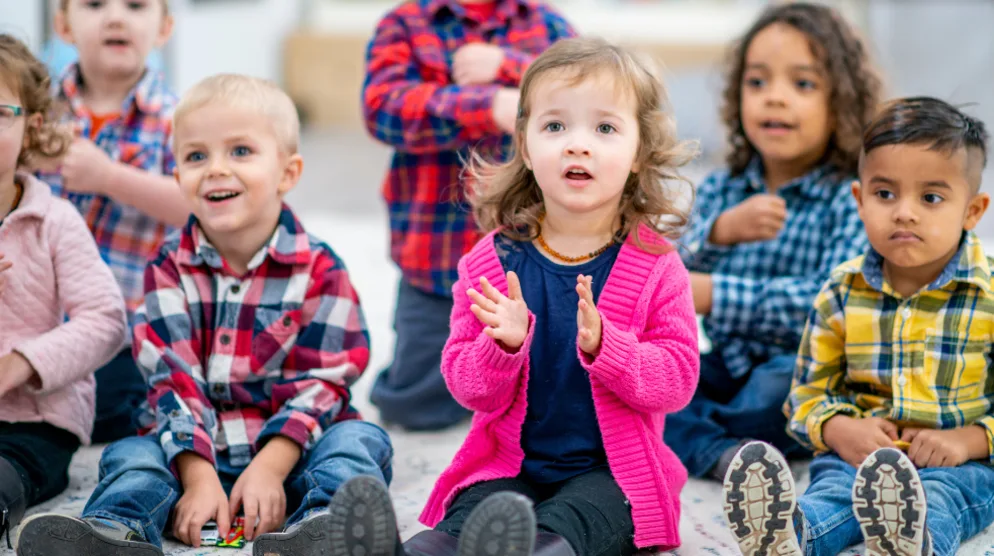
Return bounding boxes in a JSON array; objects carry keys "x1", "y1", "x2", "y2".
[{"x1": 495, "y1": 233, "x2": 621, "y2": 484}]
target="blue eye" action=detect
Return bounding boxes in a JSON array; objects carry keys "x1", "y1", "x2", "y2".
[
  {"x1": 923, "y1": 193, "x2": 944, "y2": 204},
  {"x1": 232, "y1": 146, "x2": 251, "y2": 157},
  {"x1": 597, "y1": 123, "x2": 616, "y2": 134},
  {"x1": 185, "y1": 151, "x2": 205, "y2": 163},
  {"x1": 544, "y1": 122, "x2": 563, "y2": 132}
]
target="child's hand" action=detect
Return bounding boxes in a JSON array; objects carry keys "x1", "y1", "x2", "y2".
[
  {"x1": 173, "y1": 456, "x2": 230, "y2": 548},
  {"x1": 61, "y1": 137, "x2": 115, "y2": 195},
  {"x1": 0, "y1": 254, "x2": 11, "y2": 296},
  {"x1": 711, "y1": 194, "x2": 786, "y2": 245},
  {"x1": 823, "y1": 415, "x2": 898, "y2": 467},
  {"x1": 452, "y1": 43, "x2": 505, "y2": 86},
  {"x1": 576, "y1": 275, "x2": 602, "y2": 355},
  {"x1": 228, "y1": 456, "x2": 289, "y2": 540},
  {"x1": 0, "y1": 352, "x2": 40, "y2": 399},
  {"x1": 467, "y1": 272, "x2": 529, "y2": 350},
  {"x1": 901, "y1": 427, "x2": 984, "y2": 468},
  {"x1": 492, "y1": 88, "x2": 520, "y2": 134}
]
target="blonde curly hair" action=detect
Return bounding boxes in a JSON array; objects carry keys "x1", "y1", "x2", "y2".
[{"x1": 468, "y1": 37, "x2": 697, "y2": 252}]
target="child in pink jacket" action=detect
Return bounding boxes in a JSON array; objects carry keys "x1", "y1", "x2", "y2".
[
  {"x1": 324, "y1": 37, "x2": 701, "y2": 556},
  {"x1": 0, "y1": 34, "x2": 126, "y2": 545}
]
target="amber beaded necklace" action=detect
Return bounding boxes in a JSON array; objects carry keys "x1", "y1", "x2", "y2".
[{"x1": 535, "y1": 215, "x2": 616, "y2": 264}]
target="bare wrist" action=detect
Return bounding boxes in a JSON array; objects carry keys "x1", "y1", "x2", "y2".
[
  {"x1": 821, "y1": 414, "x2": 850, "y2": 450},
  {"x1": 709, "y1": 212, "x2": 731, "y2": 245}
]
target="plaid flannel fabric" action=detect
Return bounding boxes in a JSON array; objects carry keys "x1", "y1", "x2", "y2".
[
  {"x1": 132, "y1": 206, "x2": 370, "y2": 468},
  {"x1": 40, "y1": 63, "x2": 177, "y2": 326},
  {"x1": 786, "y1": 231, "x2": 994, "y2": 462},
  {"x1": 362, "y1": 0, "x2": 574, "y2": 295},
  {"x1": 681, "y1": 158, "x2": 867, "y2": 378}
]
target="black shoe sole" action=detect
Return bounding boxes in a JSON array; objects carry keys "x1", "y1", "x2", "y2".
[
  {"x1": 457, "y1": 492, "x2": 536, "y2": 556},
  {"x1": 722, "y1": 441, "x2": 802, "y2": 556},
  {"x1": 301, "y1": 475, "x2": 399, "y2": 556},
  {"x1": 16, "y1": 514, "x2": 162, "y2": 556},
  {"x1": 853, "y1": 448, "x2": 928, "y2": 556}
]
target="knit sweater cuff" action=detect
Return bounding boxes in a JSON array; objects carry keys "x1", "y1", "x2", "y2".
[
  {"x1": 478, "y1": 313, "x2": 535, "y2": 373},
  {"x1": 579, "y1": 313, "x2": 636, "y2": 384}
]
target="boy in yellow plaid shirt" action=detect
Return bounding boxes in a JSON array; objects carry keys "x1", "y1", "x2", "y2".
[{"x1": 720, "y1": 97, "x2": 994, "y2": 556}]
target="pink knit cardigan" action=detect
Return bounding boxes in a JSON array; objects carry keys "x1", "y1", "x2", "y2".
[{"x1": 420, "y1": 226, "x2": 700, "y2": 550}]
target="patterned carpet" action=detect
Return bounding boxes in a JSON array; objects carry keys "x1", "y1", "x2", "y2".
[{"x1": 7, "y1": 212, "x2": 992, "y2": 556}]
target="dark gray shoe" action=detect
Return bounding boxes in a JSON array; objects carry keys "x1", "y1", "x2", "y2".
[
  {"x1": 0, "y1": 458, "x2": 26, "y2": 550},
  {"x1": 722, "y1": 441, "x2": 803, "y2": 556},
  {"x1": 326, "y1": 475, "x2": 398, "y2": 556},
  {"x1": 16, "y1": 514, "x2": 161, "y2": 556},
  {"x1": 456, "y1": 492, "x2": 536, "y2": 556},
  {"x1": 854, "y1": 448, "x2": 930, "y2": 556}
]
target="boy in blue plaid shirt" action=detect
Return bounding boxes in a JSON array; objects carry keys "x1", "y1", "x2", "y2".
[{"x1": 664, "y1": 2, "x2": 880, "y2": 480}]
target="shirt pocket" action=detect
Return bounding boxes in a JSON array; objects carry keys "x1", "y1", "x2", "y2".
[
  {"x1": 923, "y1": 332, "x2": 991, "y2": 403},
  {"x1": 252, "y1": 308, "x2": 302, "y2": 373}
]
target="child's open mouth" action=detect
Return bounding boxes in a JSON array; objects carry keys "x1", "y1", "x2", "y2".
[
  {"x1": 104, "y1": 39, "x2": 130, "y2": 48},
  {"x1": 760, "y1": 120, "x2": 795, "y2": 132},
  {"x1": 564, "y1": 168, "x2": 593, "y2": 181},
  {"x1": 204, "y1": 191, "x2": 242, "y2": 204}
]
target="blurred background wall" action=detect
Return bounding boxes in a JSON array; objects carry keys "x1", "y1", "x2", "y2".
[{"x1": 1, "y1": 0, "x2": 992, "y2": 234}]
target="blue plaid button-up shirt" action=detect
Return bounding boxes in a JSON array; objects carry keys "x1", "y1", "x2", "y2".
[{"x1": 682, "y1": 159, "x2": 867, "y2": 378}]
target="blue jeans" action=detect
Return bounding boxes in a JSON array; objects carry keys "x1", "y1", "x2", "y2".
[
  {"x1": 798, "y1": 454, "x2": 994, "y2": 556},
  {"x1": 664, "y1": 352, "x2": 808, "y2": 477},
  {"x1": 82, "y1": 420, "x2": 393, "y2": 548}
]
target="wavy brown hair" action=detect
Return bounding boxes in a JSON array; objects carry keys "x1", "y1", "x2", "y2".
[
  {"x1": 721, "y1": 2, "x2": 882, "y2": 176},
  {"x1": 0, "y1": 34, "x2": 71, "y2": 169},
  {"x1": 469, "y1": 37, "x2": 697, "y2": 251}
]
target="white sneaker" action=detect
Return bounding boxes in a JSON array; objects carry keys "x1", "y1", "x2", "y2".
[{"x1": 854, "y1": 448, "x2": 931, "y2": 556}]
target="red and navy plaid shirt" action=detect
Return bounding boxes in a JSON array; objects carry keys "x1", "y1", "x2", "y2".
[
  {"x1": 41, "y1": 63, "x2": 178, "y2": 327},
  {"x1": 132, "y1": 206, "x2": 370, "y2": 468},
  {"x1": 362, "y1": 0, "x2": 574, "y2": 295}
]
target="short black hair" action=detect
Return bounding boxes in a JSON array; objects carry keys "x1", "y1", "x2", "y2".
[{"x1": 861, "y1": 97, "x2": 989, "y2": 184}]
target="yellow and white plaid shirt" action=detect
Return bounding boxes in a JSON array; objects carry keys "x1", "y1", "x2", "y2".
[{"x1": 786, "y1": 231, "x2": 994, "y2": 462}]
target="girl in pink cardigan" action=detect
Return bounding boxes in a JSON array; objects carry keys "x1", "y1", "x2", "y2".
[
  {"x1": 326, "y1": 37, "x2": 700, "y2": 556},
  {"x1": 0, "y1": 35, "x2": 126, "y2": 546}
]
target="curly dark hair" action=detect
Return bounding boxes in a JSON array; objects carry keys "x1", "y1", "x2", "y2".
[
  {"x1": 0, "y1": 34, "x2": 71, "y2": 169},
  {"x1": 721, "y1": 2, "x2": 882, "y2": 176}
]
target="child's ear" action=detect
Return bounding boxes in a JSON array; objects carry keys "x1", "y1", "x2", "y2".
[
  {"x1": 21, "y1": 113, "x2": 42, "y2": 150},
  {"x1": 850, "y1": 180, "x2": 863, "y2": 209},
  {"x1": 277, "y1": 153, "x2": 304, "y2": 196},
  {"x1": 155, "y1": 14, "x2": 175, "y2": 49},
  {"x1": 963, "y1": 192, "x2": 990, "y2": 231},
  {"x1": 54, "y1": 10, "x2": 75, "y2": 46}
]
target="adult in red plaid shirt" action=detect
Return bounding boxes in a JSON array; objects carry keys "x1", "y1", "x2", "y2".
[
  {"x1": 363, "y1": 0, "x2": 575, "y2": 430},
  {"x1": 17, "y1": 75, "x2": 393, "y2": 556}
]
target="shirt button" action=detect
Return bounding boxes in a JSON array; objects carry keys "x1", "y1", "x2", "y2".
[
  {"x1": 170, "y1": 410, "x2": 181, "y2": 418},
  {"x1": 219, "y1": 334, "x2": 231, "y2": 346},
  {"x1": 282, "y1": 316, "x2": 292, "y2": 327},
  {"x1": 175, "y1": 432, "x2": 189, "y2": 441},
  {"x1": 902, "y1": 307, "x2": 912, "y2": 319},
  {"x1": 231, "y1": 284, "x2": 240, "y2": 294},
  {"x1": 898, "y1": 375, "x2": 908, "y2": 387},
  {"x1": 213, "y1": 383, "x2": 225, "y2": 395}
]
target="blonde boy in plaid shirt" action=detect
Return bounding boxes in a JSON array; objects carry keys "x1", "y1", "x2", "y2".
[{"x1": 721, "y1": 98, "x2": 994, "y2": 556}]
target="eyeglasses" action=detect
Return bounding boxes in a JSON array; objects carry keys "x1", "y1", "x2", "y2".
[{"x1": 0, "y1": 105, "x2": 24, "y2": 132}]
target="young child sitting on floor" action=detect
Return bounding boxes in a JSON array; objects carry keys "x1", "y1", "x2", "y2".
[
  {"x1": 17, "y1": 74, "x2": 393, "y2": 556},
  {"x1": 724, "y1": 97, "x2": 994, "y2": 556}
]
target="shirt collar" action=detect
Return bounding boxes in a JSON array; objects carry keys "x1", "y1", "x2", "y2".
[
  {"x1": 424, "y1": 0, "x2": 529, "y2": 22},
  {"x1": 857, "y1": 230, "x2": 994, "y2": 297},
  {"x1": 175, "y1": 205, "x2": 313, "y2": 271},
  {"x1": 736, "y1": 156, "x2": 839, "y2": 200},
  {"x1": 57, "y1": 62, "x2": 168, "y2": 118}
]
